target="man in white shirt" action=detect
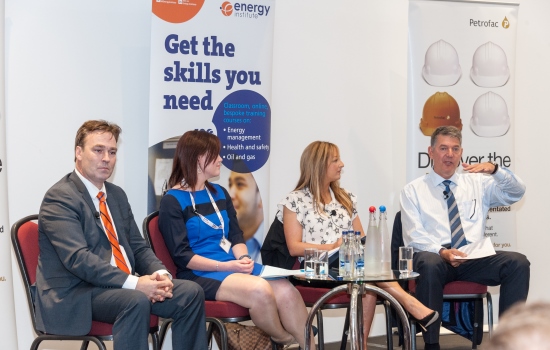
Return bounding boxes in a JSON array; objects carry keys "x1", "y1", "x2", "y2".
[{"x1": 400, "y1": 126, "x2": 529, "y2": 350}]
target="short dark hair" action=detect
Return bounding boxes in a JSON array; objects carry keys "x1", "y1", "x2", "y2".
[
  {"x1": 168, "y1": 130, "x2": 221, "y2": 192},
  {"x1": 74, "y1": 120, "x2": 121, "y2": 162},
  {"x1": 430, "y1": 126, "x2": 462, "y2": 148}
]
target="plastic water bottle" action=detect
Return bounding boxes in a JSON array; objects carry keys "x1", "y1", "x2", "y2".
[
  {"x1": 354, "y1": 231, "x2": 364, "y2": 277},
  {"x1": 339, "y1": 231, "x2": 354, "y2": 279},
  {"x1": 379, "y1": 206, "x2": 392, "y2": 273},
  {"x1": 364, "y1": 206, "x2": 381, "y2": 276},
  {"x1": 339, "y1": 231, "x2": 348, "y2": 277},
  {"x1": 345, "y1": 231, "x2": 355, "y2": 278}
]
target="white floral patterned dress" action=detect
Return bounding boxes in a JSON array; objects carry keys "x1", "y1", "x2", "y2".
[{"x1": 276, "y1": 187, "x2": 358, "y2": 246}]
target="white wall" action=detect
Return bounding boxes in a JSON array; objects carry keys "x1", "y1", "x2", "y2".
[
  {"x1": 5, "y1": 1, "x2": 151, "y2": 349},
  {"x1": 5, "y1": 0, "x2": 546, "y2": 349}
]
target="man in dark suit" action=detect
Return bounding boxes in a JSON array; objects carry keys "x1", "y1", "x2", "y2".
[{"x1": 35, "y1": 120, "x2": 206, "y2": 350}]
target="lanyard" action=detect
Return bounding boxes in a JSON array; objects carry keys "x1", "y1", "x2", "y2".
[{"x1": 189, "y1": 187, "x2": 225, "y2": 236}]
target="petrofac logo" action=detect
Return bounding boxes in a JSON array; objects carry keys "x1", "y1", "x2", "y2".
[
  {"x1": 469, "y1": 16, "x2": 511, "y2": 29},
  {"x1": 220, "y1": 1, "x2": 271, "y2": 19},
  {"x1": 502, "y1": 16, "x2": 510, "y2": 29}
]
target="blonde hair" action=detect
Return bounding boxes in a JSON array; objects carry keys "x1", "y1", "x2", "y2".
[{"x1": 294, "y1": 141, "x2": 353, "y2": 217}]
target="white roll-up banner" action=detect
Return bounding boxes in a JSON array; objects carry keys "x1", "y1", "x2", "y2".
[
  {"x1": 1, "y1": 0, "x2": 19, "y2": 346},
  {"x1": 407, "y1": 0, "x2": 519, "y2": 250}
]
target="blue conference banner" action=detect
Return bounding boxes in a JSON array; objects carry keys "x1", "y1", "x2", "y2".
[
  {"x1": 214, "y1": 89, "x2": 271, "y2": 173},
  {"x1": 148, "y1": 0, "x2": 275, "y2": 263}
]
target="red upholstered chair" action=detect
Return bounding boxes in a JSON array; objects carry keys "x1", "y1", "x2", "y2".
[
  {"x1": 391, "y1": 211, "x2": 494, "y2": 350},
  {"x1": 143, "y1": 211, "x2": 255, "y2": 350},
  {"x1": 11, "y1": 214, "x2": 159, "y2": 350},
  {"x1": 408, "y1": 281, "x2": 493, "y2": 349}
]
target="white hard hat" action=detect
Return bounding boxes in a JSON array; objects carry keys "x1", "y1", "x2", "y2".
[
  {"x1": 470, "y1": 91, "x2": 510, "y2": 137},
  {"x1": 422, "y1": 40, "x2": 462, "y2": 87},
  {"x1": 470, "y1": 42, "x2": 510, "y2": 87}
]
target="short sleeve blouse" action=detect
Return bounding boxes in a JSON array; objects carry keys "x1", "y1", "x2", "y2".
[{"x1": 277, "y1": 187, "x2": 358, "y2": 245}]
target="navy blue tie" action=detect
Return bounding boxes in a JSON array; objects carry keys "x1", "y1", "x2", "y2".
[{"x1": 443, "y1": 180, "x2": 466, "y2": 249}]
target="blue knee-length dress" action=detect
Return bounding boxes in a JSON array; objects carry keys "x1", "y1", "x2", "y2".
[{"x1": 158, "y1": 184, "x2": 262, "y2": 299}]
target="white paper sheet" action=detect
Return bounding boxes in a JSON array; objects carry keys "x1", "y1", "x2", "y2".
[
  {"x1": 259, "y1": 265, "x2": 303, "y2": 278},
  {"x1": 454, "y1": 237, "x2": 496, "y2": 260}
]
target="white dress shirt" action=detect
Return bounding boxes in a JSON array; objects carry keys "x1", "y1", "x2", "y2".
[
  {"x1": 75, "y1": 169, "x2": 170, "y2": 289},
  {"x1": 400, "y1": 166, "x2": 526, "y2": 254},
  {"x1": 246, "y1": 221, "x2": 264, "y2": 263}
]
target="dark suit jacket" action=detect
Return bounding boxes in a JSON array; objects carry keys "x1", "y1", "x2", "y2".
[{"x1": 34, "y1": 171, "x2": 166, "y2": 335}]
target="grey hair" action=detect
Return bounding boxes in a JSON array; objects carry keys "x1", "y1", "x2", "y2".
[{"x1": 430, "y1": 126, "x2": 462, "y2": 148}]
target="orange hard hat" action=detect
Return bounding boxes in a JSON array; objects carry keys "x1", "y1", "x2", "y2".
[{"x1": 420, "y1": 92, "x2": 462, "y2": 136}]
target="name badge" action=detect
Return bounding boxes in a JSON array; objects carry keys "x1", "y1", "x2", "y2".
[{"x1": 220, "y1": 237, "x2": 231, "y2": 253}]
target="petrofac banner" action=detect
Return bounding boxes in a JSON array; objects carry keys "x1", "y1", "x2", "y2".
[
  {"x1": 148, "y1": 1, "x2": 275, "y2": 262},
  {"x1": 0, "y1": 0, "x2": 18, "y2": 345},
  {"x1": 407, "y1": 0, "x2": 519, "y2": 250}
]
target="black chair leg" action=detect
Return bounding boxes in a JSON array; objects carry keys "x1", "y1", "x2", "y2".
[
  {"x1": 410, "y1": 321, "x2": 417, "y2": 350},
  {"x1": 472, "y1": 299, "x2": 483, "y2": 349},
  {"x1": 316, "y1": 309, "x2": 325, "y2": 350},
  {"x1": 383, "y1": 300, "x2": 394, "y2": 349},
  {"x1": 159, "y1": 318, "x2": 173, "y2": 349},
  {"x1": 151, "y1": 331, "x2": 160, "y2": 350},
  {"x1": 206, "y1": 317, "x2": 228, "y2": 350}
]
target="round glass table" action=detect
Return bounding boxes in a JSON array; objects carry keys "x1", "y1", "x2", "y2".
[{"x1": 292, "y1": 270, "x2": 419, "y2": 350}]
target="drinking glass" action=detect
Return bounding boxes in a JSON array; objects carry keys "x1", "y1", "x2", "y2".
[
  {"x1": 315, "y1": 250, "x2": 329, "y2": 279},
  {"x1": 304, "y1": 248, "x2": 318, "y2": 278},
  {"x1": 399, "y1": 246, "x2": 414, "y2": 274}
]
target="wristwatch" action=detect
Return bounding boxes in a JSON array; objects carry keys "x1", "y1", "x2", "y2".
[{"x1": 489, "y1": 161, "x2": 499, "y2": 174}]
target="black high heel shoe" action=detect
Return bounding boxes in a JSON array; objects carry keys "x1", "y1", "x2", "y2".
[{"x1": 412, "y1": 310, "x2": 439, "y2": 332}]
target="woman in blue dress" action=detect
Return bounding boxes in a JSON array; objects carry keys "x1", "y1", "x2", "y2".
[{"x1": 158, "y1": 130, "x2": 313, "y2": 349}]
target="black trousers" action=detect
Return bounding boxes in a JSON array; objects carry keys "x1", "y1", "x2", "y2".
[
  {"x1": 91, "y1": 279, "x2": 206, "y2": 350},
  {"x1": 413, "y1": 250, "x2": 530, "y2": 344}
]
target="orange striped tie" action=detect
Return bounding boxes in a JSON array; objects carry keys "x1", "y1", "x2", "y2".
[{"x1": 97, "y1": 191, "x2": 130, "y2": 274}]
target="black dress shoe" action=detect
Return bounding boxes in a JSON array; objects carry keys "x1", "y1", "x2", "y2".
[
  {"x1": 424, "y1": 342, "x2": 440, "y2": 350},
  {"x1": 412, "y1": 310, "x2": 439, "y2": 331}
]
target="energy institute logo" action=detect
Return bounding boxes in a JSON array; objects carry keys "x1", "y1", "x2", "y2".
[
  {"x1": 220, "y1": 1, "x2": 233, "y2": 16},
  {"x1": 220, "y1": 1, "x2": 271, "y2": 19}
]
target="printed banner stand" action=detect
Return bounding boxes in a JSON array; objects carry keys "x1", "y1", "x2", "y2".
[
  {"x1": 407, "y1": 0, "x2": 519, "y2": 250},
  {"x1": 0, "y1": 0, "x2": 19, "y2": 346},
  {"x1": 148, "y1": 0, "x2": 275, "y2": 263}
]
